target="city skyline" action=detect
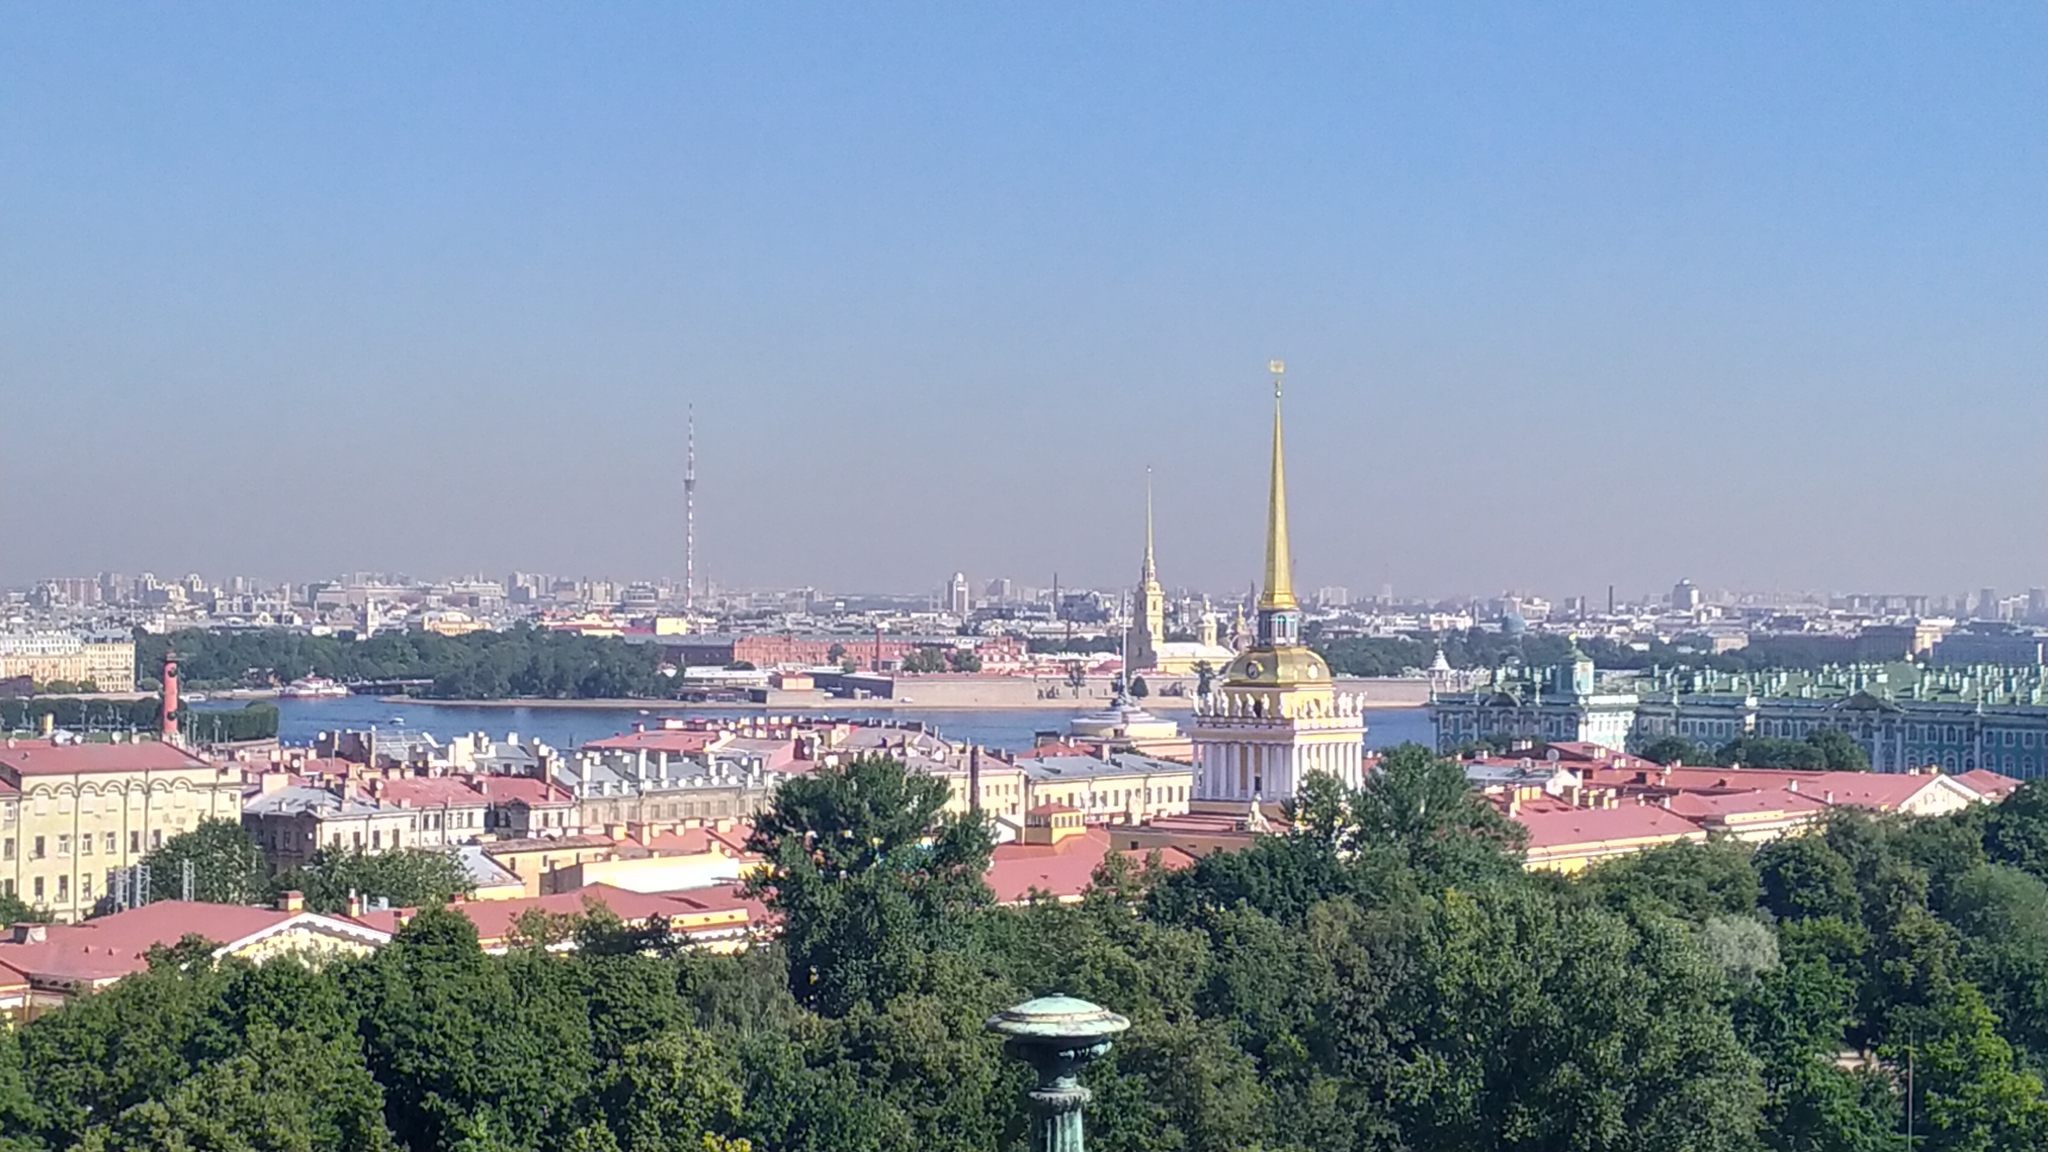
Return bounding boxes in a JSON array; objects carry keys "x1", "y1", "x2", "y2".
[{"x1": 4, "y1": 6, "x2": 2046, "y2": 593}]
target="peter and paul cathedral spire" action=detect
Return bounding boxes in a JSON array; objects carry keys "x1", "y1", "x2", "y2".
[
  {"x1": 1142, "y1": 467, "x2": 1158, "y2": 586},
  {"x1": 1133, "y1": 467, "x2": 1166, "y2": 671}
]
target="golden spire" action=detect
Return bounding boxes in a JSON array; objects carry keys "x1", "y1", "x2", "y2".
[
  {"x1": 1260, "y1": 360, "x2": 1297, "y2": 612},
  {"x1": 1142, "y1": 467, "x2": 1157, "y2": 583}
]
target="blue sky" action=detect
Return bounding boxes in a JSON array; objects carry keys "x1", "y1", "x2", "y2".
[{"x1": 3, "y1": 4, "x2": 2044, "y2": 601}]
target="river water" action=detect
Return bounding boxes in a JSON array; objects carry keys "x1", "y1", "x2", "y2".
[{"x1": 210, "y1": 696, "x2": 1435, "y2": 756}]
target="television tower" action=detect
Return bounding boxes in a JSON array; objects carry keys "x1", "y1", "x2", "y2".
[{"x1": 685, "y1": 405, "x2": 697, "y2": 610}]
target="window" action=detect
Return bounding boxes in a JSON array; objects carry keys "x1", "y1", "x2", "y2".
[
  {"x1": 31, "y1": 836, "x2": 45, "y2": 860},
  {"x1": 151, "y1": 830, "x2": 162, "y2": 850},
  {"x1": 130, "y1": 831, "x2": 141, "y2": 854},
  {"x1": 1, "y1": 879, "x2": 11, "y2": 897},
  {"x1": 1, "y1": 838, "x2": 10, "y2": 861},
  {"x1": 57, "y1": 835, "x2": 70, "y2": 858},
  {"x1": 372, "y1": 829, "x2": 382, "y2": 849},
  {"x1": 105, "y1": 832, "x2": 116, "y2": 855},
  {"x1": 80, "y1": 833, "x2": 92, "y2": 856},
  {"x1": 32, "y1": 877, "x2": 43, "y2": 901},
  {"x1": 81, "y1": 873, "x2": 92, "y2": 898},
  {"x1": 56, "y1": 875, "x2": 67, "y2": 901}
]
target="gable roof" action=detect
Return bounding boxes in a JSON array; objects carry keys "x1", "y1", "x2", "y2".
[
  {"x1": 581, "y1": 729, "x2": 719, "y2": 755},
  {"x1": 350, "y1": 883, "x2": 767, "y2": 949},
  {"x1": 0, "y1": 740, "x2": 211, "y2": 777},
  {"x1": 1513, "y1": 800, "x2": 1707, "y2": 851},
  {"x1": 986, "y1": 829, "x2": 1194, "y2": 903},
  {"x1": 0, "y1": 902, "x2": 388, "y2": 987},
  {"x1": 365, "y1": 776, "x2": 488, "y2": 809}
]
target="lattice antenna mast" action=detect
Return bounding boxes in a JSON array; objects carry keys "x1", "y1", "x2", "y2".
[{"x1": 685, "y1": 405, "x2": 697, "y2": 610}]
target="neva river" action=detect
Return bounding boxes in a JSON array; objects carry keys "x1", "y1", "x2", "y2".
[{"x1": 214, "y1": 696, "x2": 1435, "y2": 757}]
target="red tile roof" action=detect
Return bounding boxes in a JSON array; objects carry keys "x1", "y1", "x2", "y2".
[
  {"x1": 0, "y1": 740, "x2": 211, "y2": 777},
  {"x1": 582, "y1": 730, "x2": 718, "y2": 754},
  {"x1": 1578, "y1": 764, "x2": 1958, "y2": 811},
  {"x1": 351, "y1": 883, "x2": 766, "y2": 946},
  {"x1": 467, "y1": 775, "x2": 575, "y2": 807},
  {"x1": 1513, "y1": 801, "x2": 1707, "y2": 851},
  {"x1": 0, "y1": 902, "x2": 384, "y2": 986},
  {"x1": 1951, "y1": 769, "x2": 2024, "y2": 802},
  {"x1": 1023, "y1": 742, "x2": 1101, "y2": 759},
  {"x1": 631, "y1": 824, "x2": 757, "y2": 857},
  {"x1": 986, "y1": 830, "x2": 1194, "y2": 904},
  {"x1": 1663, "y1": 787, "x2": 1828, "y2": 821},
  {"x1": 361, "y1": 776, "x2": 487, "y2": 808}
]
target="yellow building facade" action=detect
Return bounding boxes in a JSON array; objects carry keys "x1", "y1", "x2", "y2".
[
  {"x1": 0, "y1": 635, "x2": 136, "y2": 693},
  {"x1": 0, "y1": 739, "x2": 244, "y2": 921}
]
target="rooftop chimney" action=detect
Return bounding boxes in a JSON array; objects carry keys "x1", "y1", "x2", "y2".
[{"x1": 276, "y1": 890, "x2": 305, "y2": 913}]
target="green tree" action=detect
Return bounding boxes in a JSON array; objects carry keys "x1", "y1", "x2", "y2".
[
  {"x1": 1637, "y1": 735, "x2": 1710, "y2": 767},
  {"x1": 1128, "y1": 675, "x2": 1149, "y2": 699},
  {"x1": 744, "y1": 755, "x2": 993, "y2": 1014},
  {"x1": 143, "y1": 818, "x2": 273, "y2": 905},
  {"x1": 0, "y1": 891, "x2": 46, "y2": 928},
  {"x1": 1754, "y1": 835, "x2": 1861, "y2": 924},
  {"x1": 346, "y1": 908, "x2": 588, "y2": 1151},
  {"x1": 279, "y1": 847, "x2": 472, "y2": 914},
  {"x1": 1581, "y1": 838, "x2": 1760, "y2": 923},
  {"x1": 1804, "y1": 727, "x2": 1871, "y2": 772},
  {"x1": 1384, "y1": 886, "x2": 1765, "y2": 1152},
  {"x1": 1884, "y1": 983, "x2": 2048, "y2": 1152},
  {"x1": 594, "y1": 1029, "x2": 744, "y2": 1152},
  {"x1": 1982, "y1": 780, "x2": 2048, "y2": 878},
  {"x1": 1717, "y1": 736, "x2": 1826, "y2": 771},
  {"x1": 1351, "y1": 743, "x2": 1526, "y2": 886}
]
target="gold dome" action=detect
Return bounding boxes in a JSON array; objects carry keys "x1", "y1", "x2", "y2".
[{"x1": 1223, "y1": 644, "x2": 1331, "y2": 687}]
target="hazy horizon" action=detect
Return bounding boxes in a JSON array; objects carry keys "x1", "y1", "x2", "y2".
[{"x1": 4, "y1": 5, "x2": 2045, "y2": 599}]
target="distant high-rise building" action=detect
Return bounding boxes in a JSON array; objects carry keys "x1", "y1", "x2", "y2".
[
  {"x1": 948, "y1": 572, "x2": 971, "y2": 617},
  {"x1": 2030, "y1": 588, "x2": 2048, "y2": 623},
  {"x1": 1980, "y1": 587, "x2": 2001, "y2": 621},
  {"x1": 684, "y1": 406, "x2": 697, "y2": 609},
  {"x1": 1671, "y1": 579, "x2": 1702, "y2": 612},
  {"x1": 985, "y1": 577, "x2": 1013, "y2": 602},
  {"x1": 1315, "y1": 586, "x2": 1350, "y2": 609}
]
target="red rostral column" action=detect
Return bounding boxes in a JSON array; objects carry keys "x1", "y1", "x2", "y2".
[{"x1": 159, "y1": 653, "x2": 180, "y2": 743}]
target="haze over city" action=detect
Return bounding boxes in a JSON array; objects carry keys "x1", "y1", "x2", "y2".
[{"x1": 4, "y1": 5, "x2": 2046, "y2": 598}]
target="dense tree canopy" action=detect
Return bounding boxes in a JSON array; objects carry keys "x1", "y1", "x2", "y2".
[
  {"x1": 6, "y1": 757, "x2": 2048, "y2": 1151},
  {"x1": 1636, "y1": 726, "x2": 1871, "y2": 772},
  {"x1": 143, "y1": 819, "x2": 273, "y2": 906},
  {"x1": 279, "y1": 847, "x2": 476, "y2": 915},
  {"x1": 135, "y1": 625, "x2": 673, "y2": 700}
]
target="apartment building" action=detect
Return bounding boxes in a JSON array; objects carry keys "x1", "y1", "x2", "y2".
[
  {"x1": 0, "y1": 633, "x2": 136, "y2": 693},
  {"x1": 0, "y1": 738, "x2": 243, "y2": 921},
  {"x1": 1011, "y1": 750, "x2": 1195, "y2": 826}
]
